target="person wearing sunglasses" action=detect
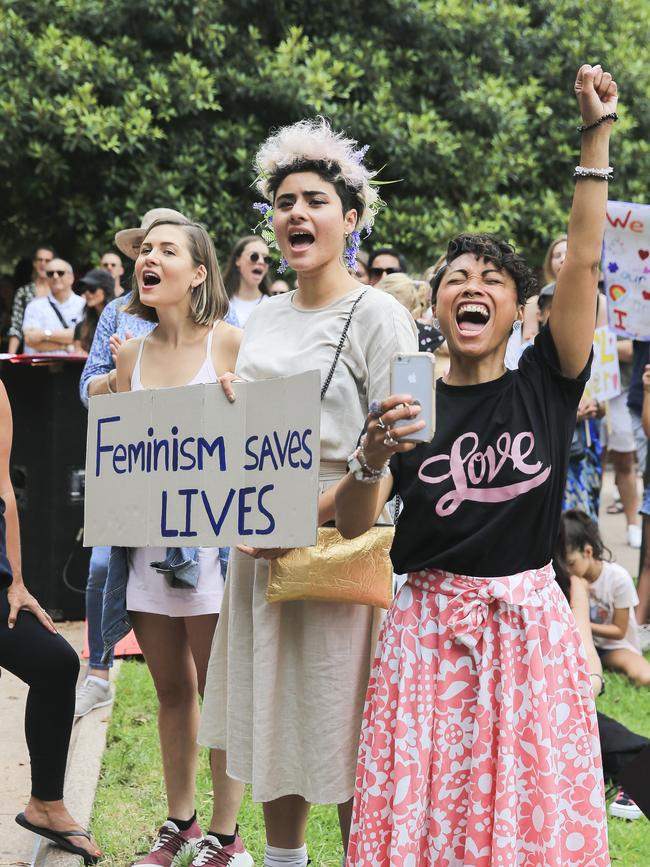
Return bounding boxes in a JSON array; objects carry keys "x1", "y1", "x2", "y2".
[
  {"x1": 223, "y1": 235, "x2": 272, "y2": 327},
  {"x1": 22, "y1": 259, "x2": 85, "y2": 355},
  {"x1": 366, "y1": 246, "x2": 407, "y2": 286},
  {"x1": 99, "y1": 251, "x2": 126, "y2": 297},
  {"x1": 7, "y1": 246, "x2": 55, "y2": 354},
  {"x1": 73, "y1": 269, "x2": 115, "y2": 355}
]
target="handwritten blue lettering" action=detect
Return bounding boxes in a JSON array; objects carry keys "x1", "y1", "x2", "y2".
[{"x1": 96, "y1": 415, "x2": 121, "y2": 477}]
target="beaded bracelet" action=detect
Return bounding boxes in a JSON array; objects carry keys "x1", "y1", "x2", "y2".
[
  {"x1": 577, "y1": 112, "x2": 618, "y2": 133},
  {"x1": 574, "y1": 165, "x2": 613, "y2": 181}
]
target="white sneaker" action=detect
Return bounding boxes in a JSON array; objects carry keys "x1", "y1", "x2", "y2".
[
  {"x1": 74, "y1": 677, "x2": 113, "y2": 718},
  {"x1": 637, "y1": 623, "x2": 650, "y2": 653},
  {"x1": 627, "y1": 524, "x2": 642, "y2": 548},
  {"x1": 609, "y1": 787, "x2": 643, "y2": 820}
]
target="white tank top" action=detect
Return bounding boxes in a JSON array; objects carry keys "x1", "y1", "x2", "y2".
[
  {"x1": 130, "y1": 324, "x2": 219, "y2": 391},
  {"x1": 126, "y1": 321, "x2": 225, "y2": 619}
]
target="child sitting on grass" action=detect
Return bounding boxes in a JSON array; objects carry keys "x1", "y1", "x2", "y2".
[{"x1": 562, "y1": 508, "x2": 650, "y2": 687}]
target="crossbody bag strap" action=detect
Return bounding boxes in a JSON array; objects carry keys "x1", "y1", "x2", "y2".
[
  {"x1": 320, "y1": 290, "x2": 367, "y2": 401},
  {"x1": 47, "y1": 298, "x2": 70, "y2": 329}
]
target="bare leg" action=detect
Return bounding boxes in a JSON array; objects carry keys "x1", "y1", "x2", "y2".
[
  {"x1": 610, "y1": 450, "x2": 639, "y2": 527},
  {"x1": 263, "y1": 795, "x2": 310, "y2": 848},
  {"x1": 22, "y1": 797, "x2": 101, "y2": 860},
  {"x1": 338, "y1": 798, "x2": 353, "y2": 851},
  {"x1": 183, "y1": 615, "x2": 246, "y2": 835},
  {"x1": 131, "y1": 612, "x2": 199, "y2": 820},
  {"x1": 183, "y1": 613, "x2": 219, "y2": 699},
  {"x1": 637, "y1": 517, "x2": 650, "y2": 624},
  {"x1": 208, "y1": 749, "x2": 245, "y2": 835},
  {"x1": 602, "y1": 648, "x2": 650, "y2": 686}
]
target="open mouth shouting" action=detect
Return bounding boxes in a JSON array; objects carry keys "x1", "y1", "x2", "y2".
[
  {"x1": 455, "y1": 302, "x2": 490, "y2": 336},
  {"x1": 288, "y1": 228, "x2": 315, "y2": 252},
  {"x1": 142, "y1": 270, "x2": 161, "y2": 289}
]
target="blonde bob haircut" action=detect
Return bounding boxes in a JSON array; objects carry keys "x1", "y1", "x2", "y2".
[
  {"x1": 542, "y1": 234, "x2": 567, "y2": 286},
  {"x1": 123, "y1": 219, "x2": 229, "y2": 325},
  {"x1": 376, "y1": 272, "x2": 424, "y2": 320}
]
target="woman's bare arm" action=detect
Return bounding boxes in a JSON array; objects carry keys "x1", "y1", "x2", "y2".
[
  {"x1": 115, "y1": 337, "x2": 141, "y2": 393},
  {"x1": 0, "y1": 383, "x2": 57, "y2": 631},
  {"x1": 549, "y1": 64, "x2": 618, "y2": 378}
]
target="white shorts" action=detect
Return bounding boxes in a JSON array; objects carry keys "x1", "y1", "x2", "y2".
[{"x1": 605, "y1": 390, "x2": 636, "y2": 453}]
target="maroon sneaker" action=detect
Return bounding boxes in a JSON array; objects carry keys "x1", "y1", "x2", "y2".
[
  {"x1": 132, "y1": 820, "x2": 203, "y2": 867},
  {"x1": 190, "y1": 834, "x2": 253, "y2": 867}
]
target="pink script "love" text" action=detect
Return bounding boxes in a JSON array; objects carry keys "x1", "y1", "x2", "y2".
[{"x1": 418, "y1": 431, "x2": 551, "y2": 517}]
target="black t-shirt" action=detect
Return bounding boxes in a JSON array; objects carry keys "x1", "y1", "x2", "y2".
[
  {"x1": 0, "y1": 496, "x2": 13, "y2": 589},
  {"x1": 390, "y1": 326, "x2": 590, "y2": 577}
]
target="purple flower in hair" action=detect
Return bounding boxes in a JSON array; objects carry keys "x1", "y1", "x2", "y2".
[
  {"x1": 277, "y1": 257, "x2": 289, "y2": 274},
  {"x1": 253, "y1": 202, "x2": 271, "y2": 217},
  {"x1": 344, "y1": 230, "x2": 361, "y2": 271},
  {"x1": 352, "y1": 144, "x2": 370, "y2": 164}
]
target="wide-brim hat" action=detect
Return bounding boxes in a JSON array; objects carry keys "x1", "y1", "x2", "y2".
[{"x1": 114, "y1": 208, "x2": 190, "y2": 260}]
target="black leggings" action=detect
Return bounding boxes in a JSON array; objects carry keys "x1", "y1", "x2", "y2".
[{"x1": 0, "y1": 588, "x2": 79, "y2": 800}]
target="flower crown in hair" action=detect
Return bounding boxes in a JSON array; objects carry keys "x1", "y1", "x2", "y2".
[{"x1": 251, "y1": 118, "x2": 389, "y2": 272}]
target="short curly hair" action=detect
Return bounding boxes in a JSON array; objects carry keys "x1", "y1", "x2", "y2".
[{"x1": 430, "y1": 233, "x2": 537, "y2": 305}]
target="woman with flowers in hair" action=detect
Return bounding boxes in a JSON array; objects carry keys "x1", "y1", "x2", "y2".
[
  {"x1": 199, "y1": 119, "x2": 418, "y2": 867},
  {"x1": 336, "y1": 64, "x2": 616, "y2": 865}
]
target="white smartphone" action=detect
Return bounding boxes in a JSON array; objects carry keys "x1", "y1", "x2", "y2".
[{"x1": 390, "y1": 353, "x2": 435, "y2": 443}]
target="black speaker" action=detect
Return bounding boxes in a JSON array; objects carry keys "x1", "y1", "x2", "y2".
[{"x1": 1, "y1": 359, "x2": 90, "y2": 620}]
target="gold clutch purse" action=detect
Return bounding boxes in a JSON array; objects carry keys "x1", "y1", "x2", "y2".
[{"x1": 266, "y1": 524, "x2": 394, "y2": 608}]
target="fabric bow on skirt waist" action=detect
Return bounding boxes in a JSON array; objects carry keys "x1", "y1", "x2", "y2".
[{"x1": 346, "y1": 563, "x2": 609, "y2": 867}]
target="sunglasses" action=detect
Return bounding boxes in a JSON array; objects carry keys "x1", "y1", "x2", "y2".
[
  {"x1": 249, "y1": 252, "x2": 272, "y2": 266},
  {"x1": 369, "y1": 267, "x2": 401, "y2": 279},
  {"x1": 46, "y1": 269, "x2": 67, "y2": 278}
]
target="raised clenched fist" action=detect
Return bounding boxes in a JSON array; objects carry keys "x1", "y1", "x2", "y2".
[{"x1": 574, "y1": 64, "x2": 618, "y2": 127}]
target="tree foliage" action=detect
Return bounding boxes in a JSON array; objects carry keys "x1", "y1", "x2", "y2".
[{"x1": 1, "y1": 0, "x2": 649, "y2": 271}]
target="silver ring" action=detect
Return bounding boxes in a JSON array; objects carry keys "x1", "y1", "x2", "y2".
[
  {"x1": 384, "y1": 432, "x2": 398, "y2": 447},
  {"x1": 376, "y1": 415, "x2": 387, "y2": 430}
]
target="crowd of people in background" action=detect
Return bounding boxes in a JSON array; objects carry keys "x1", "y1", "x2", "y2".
[{"x1": 1, "y1": 61, "x2": 648, "y2": 867}]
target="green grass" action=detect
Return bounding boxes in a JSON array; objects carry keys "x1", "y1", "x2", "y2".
[
  {"x1": 595, "y1": 662, "x2": 650, "y2": 867},
  {"x1": 93, "y1": 659, "x2": 650, "y2": 867},
  {"x1": 91, "y1": 661, "x2": 343, "y2": 867}
]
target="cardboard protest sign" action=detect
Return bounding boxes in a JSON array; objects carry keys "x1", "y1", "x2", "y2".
[
  {"x1": 84, "y1": 371, "x2": 321, "y2": 548},
  {"x1": 603, "y1": 200, "x2": 650, "y2": 339},
  {"x1": 583, "y1": 327, "x2": 621, "y2": 402}
]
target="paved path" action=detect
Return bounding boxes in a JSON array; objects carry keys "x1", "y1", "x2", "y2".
[{"x1": 0, "y1": 622, "x2": 117, "y2": 867}]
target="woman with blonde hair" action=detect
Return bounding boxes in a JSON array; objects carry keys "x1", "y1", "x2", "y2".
[
  {"x1": 520, "y1": 233, "x2": 567, "y2": 343},
  {"x1": 377, "y1": 272, "x2": 444, "y2": 354},
  {"x1": 376, "y1": 271, "x2": 423, "y2": 319},
  {"x1": 114, "y1": 219, "x2": 251, "y2": 867},
  {"x1": 199, "y1": 118, "x2": 417, "y2": 867}
]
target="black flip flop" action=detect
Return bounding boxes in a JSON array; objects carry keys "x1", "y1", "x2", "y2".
[{"x1": 15, "y1": 812, "x2": 100, "y2": 864}]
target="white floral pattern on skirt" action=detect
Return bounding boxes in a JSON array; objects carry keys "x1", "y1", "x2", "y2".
[{"x1": 346, "y1": 564, "x2": 609, "y2": 867}]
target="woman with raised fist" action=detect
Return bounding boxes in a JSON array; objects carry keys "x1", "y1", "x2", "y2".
[{"x1": 337, "y1": 64, "x2": 617, "y2": 866}]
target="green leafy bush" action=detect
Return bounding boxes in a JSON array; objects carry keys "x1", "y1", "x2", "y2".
[{"x1": 1, "y1": 0, "x2": 648, "y2": 270}]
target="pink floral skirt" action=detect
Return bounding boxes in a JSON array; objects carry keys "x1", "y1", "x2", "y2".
[{"x1": 346, "y1": 564, "x2": 609, "y2": 867}]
